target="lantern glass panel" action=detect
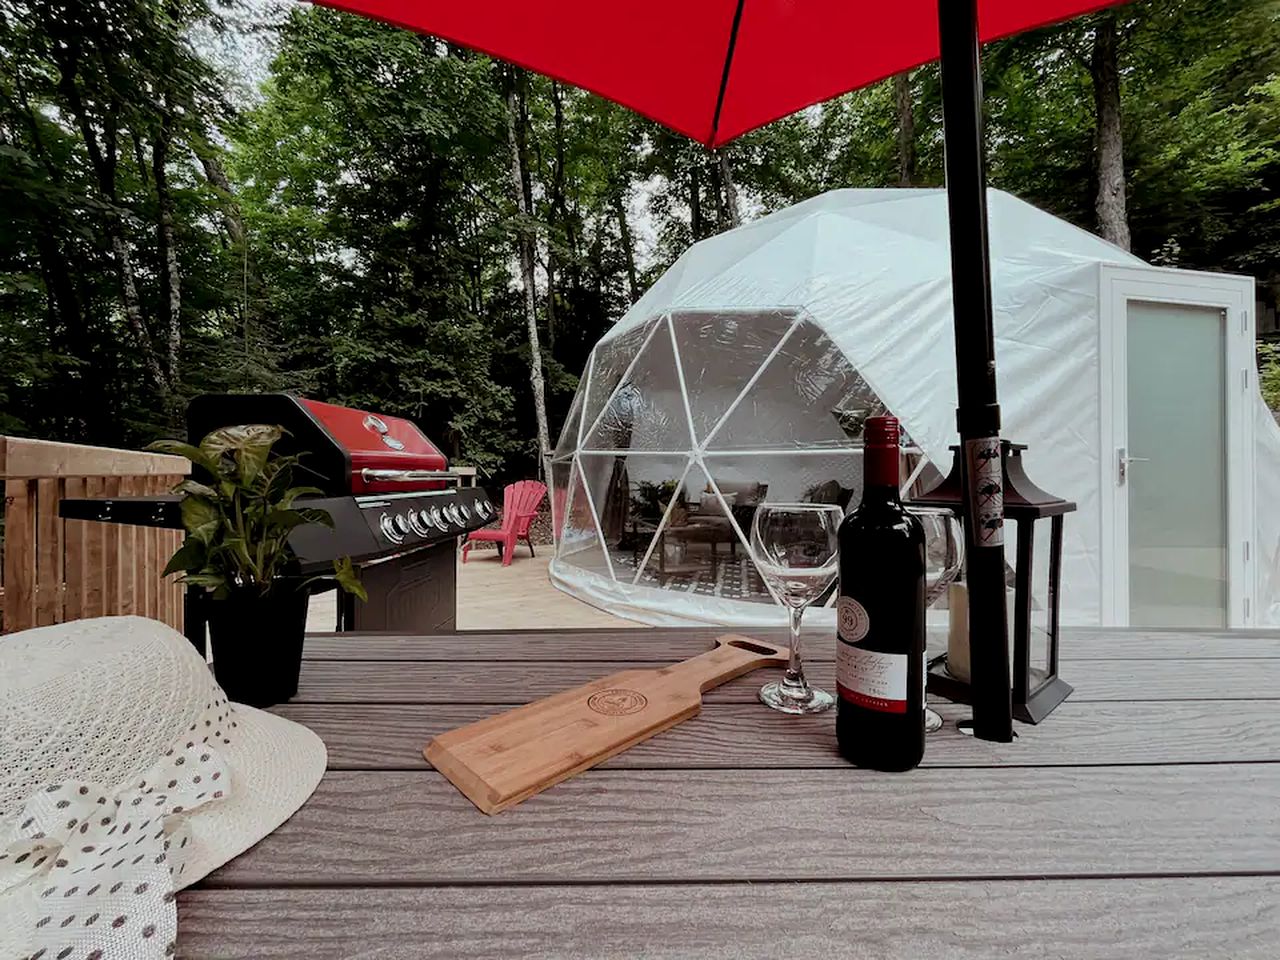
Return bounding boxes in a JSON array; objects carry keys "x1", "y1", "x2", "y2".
[{"x1": 1028, "y1": 522, "x2": 1054, "y2": 692}]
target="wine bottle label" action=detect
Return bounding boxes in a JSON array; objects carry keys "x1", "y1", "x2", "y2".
[
  {"x1": 836, "y1": 641, "x2": 908, "y2": 713},
  {"x1": 836, "y1": 597, "x2": 870, "y2": 642}
]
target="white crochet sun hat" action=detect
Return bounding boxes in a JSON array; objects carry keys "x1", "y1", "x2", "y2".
[{"x1": 0, "y1": 615, "x2": 326, "y2": 959}]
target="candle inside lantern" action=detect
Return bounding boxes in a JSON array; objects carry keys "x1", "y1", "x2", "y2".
[
  {"x1": 947, "y1": 581, "x2": 971, "y2": 682},
  {"x1": 946, "y1": 581, "x2": 1013, "y2": 683}
]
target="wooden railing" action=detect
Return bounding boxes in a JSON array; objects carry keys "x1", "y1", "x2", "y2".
[{"x1": 1, "y1": 436, "x2": 189, "y2": 634}]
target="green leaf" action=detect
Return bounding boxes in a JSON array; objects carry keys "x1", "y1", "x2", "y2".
[
  {"x1": 162, "y1": 538, "x2": 207, "y2": 577},
  {"x1": 173, "y1": 479, "x2": 218, "y2": 499},
  {"x1": 295, "y1": 507, "x2": 335, "y2": 528},
  {"x1": 183, "y1": 572, "x2": 228, "y2": 595},
  {"x1": 332, "y1": 556, "x2": 367, "y2": 602},
  {"x1": 145, "y1": 440, "x2": 220, "y2": 476},
  {"x1": 180, "y1": 496, "x2": 220, "y2": 544},
  {"x1": 278, "y1": 485, "x2": 325, "y2": 509},
  {"x1": 199, "y1": 423, "x2": 283, "y2": 458},
  {"x1": 199, "y1": 425, "x2": 282, "y2": 486}
]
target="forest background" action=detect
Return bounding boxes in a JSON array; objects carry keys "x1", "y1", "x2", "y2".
[{"x1": 3, "y1": 0, "x2": 1278, "y2": 483}]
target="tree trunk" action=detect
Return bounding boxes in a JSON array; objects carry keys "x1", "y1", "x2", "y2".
[
  {"x1": 199, "y1": 152, "x2": 247, "y2": 247},
  {"x1": 111, "y1": 231, "x2": 167, "y2": 389},
  {"x1": 613, "y1": 189, "x2": 641, "y2": 303},
  {"x1": 717, "y1": 150, "x2": 742, "y2": 228},
  {"x1": 1090, "y1": 12, "x2": 1131, "y2": 251},
  {"x1": 689, "y1": 163, "x2": 704, "y2": 240},
  {"x1": 55, "y1": 47, "x2": 167, "y2": 390},
  {"x1": 152, "y1": 108, "x2": 181, "y2": 386},
  {"x1": 506, "y1": 76, "x2": 552, "y2": 479},
  {"x1": 544, "y1": 251, "x2": 558, "y2": 353},
  {"x1": 894, "y1": 71, "x2": 917, "y2": 187},
  {"x1": 34, "y1": 233, "x2": 81, "y2": 340}
]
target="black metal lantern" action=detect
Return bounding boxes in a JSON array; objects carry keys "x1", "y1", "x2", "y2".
[{"x1": 913, "y1": 442, "x2": 1076, "y2": 724}]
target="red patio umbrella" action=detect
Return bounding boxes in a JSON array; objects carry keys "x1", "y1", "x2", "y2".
[{"x1": 313, "y1": 0, "x2": 1131, "y2": 741}]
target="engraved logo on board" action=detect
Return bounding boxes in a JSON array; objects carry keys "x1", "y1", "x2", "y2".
[
  {"x1": 587, "y1": 688, "x2": 648, "y2": 716},
  {"x1": 838, "y1": 597, "x2": 871, "y2": 643}
]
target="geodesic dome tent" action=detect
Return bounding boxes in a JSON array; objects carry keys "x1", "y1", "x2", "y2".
[{"x1": 550, "y1": 188, "x2": 1280, "y2": 629}]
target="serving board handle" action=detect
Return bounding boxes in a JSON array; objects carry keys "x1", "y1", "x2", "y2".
[{"x1": 672, "y1": 634, "x2": 790, "y2": 693}]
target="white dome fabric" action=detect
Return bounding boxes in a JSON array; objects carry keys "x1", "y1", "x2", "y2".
[{"x1": 549, "y1": 188, "x2": 1277, "y2": 628}]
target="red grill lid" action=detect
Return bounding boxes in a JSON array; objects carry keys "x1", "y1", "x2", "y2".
[{"x1": 297, "y1": 398, "x2": 448, "y2": 494}]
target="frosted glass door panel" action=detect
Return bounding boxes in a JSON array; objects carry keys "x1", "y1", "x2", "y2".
[{"x1": 1126, "y1": 301, "x2": 1228, "y2": 627}]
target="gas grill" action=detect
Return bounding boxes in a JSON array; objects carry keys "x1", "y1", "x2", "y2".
[{"x1": 60, "y1": 394, "x2": 494, "y2": 639}]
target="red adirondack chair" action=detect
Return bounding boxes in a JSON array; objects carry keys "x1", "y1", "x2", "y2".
[{"x1": 461, "y1": 479, "x2": 547, "y2": 566}]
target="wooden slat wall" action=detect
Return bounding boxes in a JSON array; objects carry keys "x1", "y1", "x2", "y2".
[
  {"x1": 3, "y1": 478, "x2": 37, "y2": 630},
  {"x1": 82, "y1": 476, "x2": 106, "y2": 619},
  {"x1": 62, "y1": 476, "x2": 86, "y2": 623},
  {"x1": 0, "y1": 437, "x2": 188, "y2": 634},
  {"x1": 34, "y1": 477, "x2": 62, "y2": 625}
]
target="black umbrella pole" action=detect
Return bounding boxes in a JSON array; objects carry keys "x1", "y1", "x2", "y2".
[{"x1": 937, "y1": 0, "x2": 1013, "y2": 742}]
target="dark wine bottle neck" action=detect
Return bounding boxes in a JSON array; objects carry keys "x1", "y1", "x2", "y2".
[
  {"x1": 863, "y1": 444, "x2": 900, "y2": 497},
  {"x1": 860, "y1": 482, "x2": 901, "y2": 506}
]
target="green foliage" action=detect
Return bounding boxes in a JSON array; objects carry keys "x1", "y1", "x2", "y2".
[
  {"x1": 2, "y1": 0, "x2": 1279, "y2": 482},
  {"x1": 1260, "y1": 343, "x2": 1280, "y2": 411},
  {"x1": 148, "y1": 425, "x2": 367, "y2": 601}
]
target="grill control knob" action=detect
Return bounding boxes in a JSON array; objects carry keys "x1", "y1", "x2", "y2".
[
  {"x1": 448, "y1": 505, "x2": 462, "y2": 524},
  {"x1": 459, "y1": 503, "x2": 472, "y2": 521},
  {"x1": 429, "y1": 506, "x2": 444, "y2": 529},
  {"x1": 393, "y1": 514, "x2": 411, "y2": 536},
  {"x1": 478, "y1": 500, "x2": 492, "y2": 518},
  {"x1": 409, "y1": 510, "x2": 431, "y2": 537},
  {"x1": 379, "y1": 513, "x2": 404, "y2": 544}
]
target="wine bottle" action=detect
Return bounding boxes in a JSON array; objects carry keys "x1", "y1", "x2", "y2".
[{"x1": 836, "y1": 415, "x2": 926, "y2": 772}]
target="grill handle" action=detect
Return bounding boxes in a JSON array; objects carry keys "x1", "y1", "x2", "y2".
[{"x1": 360, "y1": 468, "x2": 459, "y2": 484}]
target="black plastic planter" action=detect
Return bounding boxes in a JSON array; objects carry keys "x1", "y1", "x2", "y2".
[{"x1": 207, "y1": 587, "x2": 311, "y2": 707}]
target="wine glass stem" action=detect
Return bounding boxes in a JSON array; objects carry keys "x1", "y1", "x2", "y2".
[{"x1": 785, "y1": 603, "x2": 808, "y2": 690}]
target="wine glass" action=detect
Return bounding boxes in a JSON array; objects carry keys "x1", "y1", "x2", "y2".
[
  {"x1": 905, "y1": 506, "x2": 964, "y2": 732},
  {"x1": 750, "y1": 503, "x2": 844, "y2": 714}
]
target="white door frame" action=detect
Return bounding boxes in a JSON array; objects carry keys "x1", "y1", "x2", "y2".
[{"x1": 1098, "y1": 264, "x2": 1257, "y2": 627}]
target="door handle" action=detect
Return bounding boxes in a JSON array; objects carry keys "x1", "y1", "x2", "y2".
[{"x1": 1117, "y1": 447, "x2": 1150, "y2": 485}]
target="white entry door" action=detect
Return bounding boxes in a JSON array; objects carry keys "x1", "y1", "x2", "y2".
[{"x1": 1100, "y1": 266, "x2": 1256, "y2": 627}]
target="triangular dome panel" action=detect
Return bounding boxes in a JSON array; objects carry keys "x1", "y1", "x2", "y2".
[
  {"x1": 706, "y1": 318, "x2": 886, "y2": 450},
  {"x1": 583, "y1": 317, "x2": 693, "y2": 452},
  {"x1": 671, "y1": 308, "x2": 795, "y2": 446}
]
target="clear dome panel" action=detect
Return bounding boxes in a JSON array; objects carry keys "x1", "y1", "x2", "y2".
[
  {"x1": 705, "y1": 318, "x2": 887, "y2": 450},
  {"x1": 576, "y1": 452, "x2": 692, "y2": 582},
  {"x1": 553, "y1": 382, "x2": 586, "y2": 460},
  {"x1": 701, "y1": 450, "x2": 865, "y2": 511},
  {"x1": 556, "y1": 458, "x2": 613, "y2": 578},
  {"x1": 670, "y1": 309, "x2": 796, "y2": 445},
  {"x1": 581, "y1": 318, "x2": 661, "y2": 447},
  {"x1": 632, "y1": 460, "x2": 773, "y2": 605},
  {"x1": 550, "y1": 458, "x2": 574, "y2": 543},
  {"x1": 582, "y1": 318, "x2": 693, "y2": 453}
]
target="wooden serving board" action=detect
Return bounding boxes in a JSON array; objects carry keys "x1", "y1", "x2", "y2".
[{"x1": 424, "y1": 635, "x2": 789, "y2": 814}]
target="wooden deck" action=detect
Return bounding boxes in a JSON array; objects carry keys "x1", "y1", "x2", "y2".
[
  {"x1": 178, "y1": 627, "x2": 1280, "y2": 958},
  {"x1": 306, "y1": 554, "x2": 644, "y2": 632}
]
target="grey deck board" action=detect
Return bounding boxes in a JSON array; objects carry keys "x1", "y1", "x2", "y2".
[
  {"x1": 275, "y1": 699, "x2": 1280, "y2": 770},
  {"x1": 292, "y1": 656, "x2": 1280, "y2": 704},
  {"x1": 303, "y1": 628, "x2": 1280, "y2": 661},
  {"x1": 177, "y1": 626, "x2": 1280, "y2": 957},
  {"x1": 179, "y1": 877, "x2": 1280, "y2": 959},
  {"x1": 200, "y1": 764, "x2": 1280, "y2": 886}
]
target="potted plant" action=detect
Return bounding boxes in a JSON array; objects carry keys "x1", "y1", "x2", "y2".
[{"x1": 148, "y1": 424, "x2": 366, "y2": 707}]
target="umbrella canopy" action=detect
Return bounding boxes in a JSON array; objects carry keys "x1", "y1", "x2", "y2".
[{"x1": 314, "y1": 0, "x2": 1127, "y2": 147}]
